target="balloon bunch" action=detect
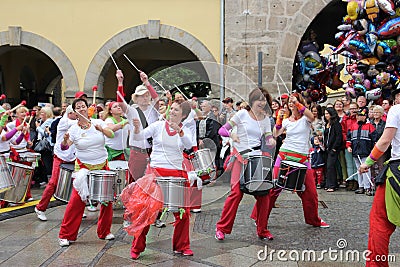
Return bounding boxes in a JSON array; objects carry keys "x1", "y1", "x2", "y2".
[
  {"x1": 294, "y1": 33, "x2": 345, "y2": 103},
  {"x1": 331, "y1": 0, "x2": 400, "y2": 102}
]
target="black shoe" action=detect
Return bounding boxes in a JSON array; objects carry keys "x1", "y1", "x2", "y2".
[{"x1": 355, "y1": 188, "x2": 365, "y2": 194}]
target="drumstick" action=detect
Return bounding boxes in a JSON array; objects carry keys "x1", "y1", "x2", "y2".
[
  {"x1": 92, "y1": 85, "x2": 98, "y2": 105},
  {"x1": 173, "y1": 84, "x2": 189, "y2": 100},
  {"x1": 107, "y1": 50, "x2": 119, "y2": 70},
  {"x1": 123, "y1": 54, "x2": 140, "y2": 73},
  {"x1": 277, "y1": 73, "x2": 291, "y2": 94},
  {"x1": 0, "y1": 94, "x2": 5, "y2": 100},
  {"x1": 75, "y1": 110, "x2": 91, "y2": 123},
  {"x1": 10, "y1": 100, "x2": 27, "y2": 112},
  {"x1": 357, "y1": 155, "x2": 374, "y2": 187},
  {"x1": 277, "y1": 81, "x2": 282, "y2": 105},
  {"x1": 22, "y1": 112, "x2": 29, "y2": 124},
  {"x1": 345, "y1": 172, "x2": 359, "y2": 181},
  {"x1": 150, "y1": 77, "x2": 168, "y2": 93}
]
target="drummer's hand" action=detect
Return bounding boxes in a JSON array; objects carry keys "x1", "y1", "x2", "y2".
[
  {"x1": 16, "y1": 124, "x2": 24, "y2": 131},
  {"x1": 277, "y1": 109, "x2": 285, "y2": 118},
  {"x1": 166, "y1": 90, "x2": 172, "y2": 100},
  {"x1": 63, "y1": 132, "x2": 70, "y2": 143},
  {"x1": 231, "y1": 133, "x2": 240, "y2": 143},
  {"x1": 168, "y1": 122, "x2": 181, "y2": 132},
  {"x1": 116, "y1": 70, "x2": 124, "y2": 84},
  {"x1": 133, "y1": 118, "x2": 140, "y2": 130},
  {"x1": 94, "y1": 124, "x2": 103, "y2": 133},
  {"x1": 23, "y1": 126, "x2": 29, "y2": 134},
  {"x1": 359, "y1": 163, "x2": 370, "y2": 173},
  {"x1": 139, "y1": 71, "x2": 149, "y2": 85},
  {"x1": 267, "y1": 137, "x2": 276, "y2": 146},
  {"x1": 27, "y1": 141, "x2": 33, "y2": 147}
]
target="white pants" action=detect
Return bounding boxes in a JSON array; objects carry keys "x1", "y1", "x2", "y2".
[{"x1": 353, "y1": 157, "x2": 372, "y2": 189}]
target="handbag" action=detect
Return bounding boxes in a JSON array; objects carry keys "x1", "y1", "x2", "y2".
[{"x1": 34, "y1": 138, "x2": 52, "y2": 152}]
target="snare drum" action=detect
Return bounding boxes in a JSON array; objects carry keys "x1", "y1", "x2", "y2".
[
  {"x1": 240, "y1": 155, "x2": 273, "y2": 195},
  {"x1": 277, "y1": 160, "x2": 307, "y2": 191},
  {"x1": 88, "y1": 170, "x2": 117, "y2": 202},
  {"x1": 191, "y1": 149, "x2": 215, "y2": 176},
  {"x1": 108, "y1": 160, "x2": 128, "y2": 196},
  {"x1": 156, "y1": 177, "x2": 187, "y2": 212},
  {"x1": 0, "y1": 162, "x2": 34, "y2": 203},
  {"x1": 0, "y1": 155, "x2": 14, "y2": 193},
  {"x1": 19, "y1": 152, "x2": 41, "y2": 163},
  {"x1": 54, "y1": 164, "x2": 74, "y2": 202}
]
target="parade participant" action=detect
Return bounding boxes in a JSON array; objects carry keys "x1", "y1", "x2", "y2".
[
  {"x1": 34, "y1": 105, "x2": 77, "y2": 221},
  {"x1": 116, "y1": 69, "x2": 159, "y2": 182},
  {"x1": 130, "y1": 100, "x2": 193, "y2": 259},
  {"x1": 264, "y1": 93, "x2": 329, "y2": 236},
  {"x1": 0, "y1": 109, "x2": 23, "y2": 158},
  {"x1": 58, "y1": 98, "x2": 115, "y2": 247},
  {"x1": 7, "y1": 106, "x2": 32, "y2": 150},
  {"x1": 215, "y1": 87, "x2": 275, "y2": 241},
  {"x1": 359, "y1": 88, "x2": 400, "y2": 267},
  {"x1": 104, "y1": 101, "x2": 129, "y2": 161}
]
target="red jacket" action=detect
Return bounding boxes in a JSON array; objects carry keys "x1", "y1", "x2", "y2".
[{"x1": 341, "y1": 114, "x2": 357, "y2": 144}]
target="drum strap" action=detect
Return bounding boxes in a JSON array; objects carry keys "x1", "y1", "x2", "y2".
[
  {"x1": 151, "y1": 167, "x2": 188, "y2": 178},
  {"x1": 136, "y1": 107, "x2": 153, "y2": 146},
  {"x1": 239, "y1": 146, "x2": 261, "y2": 155}
]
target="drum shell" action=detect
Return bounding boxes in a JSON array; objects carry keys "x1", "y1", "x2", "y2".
[
  {"x1": 156, "y1": 177, "x2": 187, "y2": 212},
  {"x1": 54, "y1": 164, "x2": 74, "y2": 202},
  {"x1": 19, "y1": 152, "x2": 41, "y2": 163},
  {"x1": 0, "y1": 155, "x2": 15, "y2": 193},
  {"x1": 0, "y1": 162, "x2": 34, "y2": 203},
  {"x1": 88, "y1": 170, "x2": 116, "y2": 202},
  {"x1": 191, "y1": 149, "x2": 215, "y2": 175},
  {"x1": 108, "y1": 161, "x2": 128, "y2": 196},
  {"x1": 240, "y1": 155, "x2": 273, "y2": 195},
  {"x1": 277, "y1": 161, "x2": 307, "y2": 191}
]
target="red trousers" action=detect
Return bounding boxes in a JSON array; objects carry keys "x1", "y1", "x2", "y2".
[
  {"x1": 216, "y1": 155, "x2": 271, "y2": 238},
  {"x1": 312, "y1": 167, "x2": 324, "y2": 185},
  {"x1": 36, "y1": 155, "x2": 73, "y2": 212},
  {"x1": 366, "y1": 183, "x2": 396, "y2": 267},
  {"x1": 130, "y1": 207, "x2": 191, "y2": 255},
  {"x1": 59, "y1": 187, "x2": 113, "y2": 240},
  {"x1": 128, "y1": 149, "x2": 149, "y2": 183},
  {"x1": 250, "y1": 165, "x2": 322, "y2": 228}
]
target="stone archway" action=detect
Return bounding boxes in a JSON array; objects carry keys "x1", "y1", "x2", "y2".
[
  {"x1": 0, "y1": 26, "x2": 79, "y2": 97},
  {"x1": 274, "y1": 0, "x2": 331, "y2": 91},
  {"x1": 84, "y1": 21, "x2": 217, "y2": 99}
]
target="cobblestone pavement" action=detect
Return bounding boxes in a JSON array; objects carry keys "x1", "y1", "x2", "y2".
[{"x1": 0, "y1": 179, "x2": 399, "y2": 266}]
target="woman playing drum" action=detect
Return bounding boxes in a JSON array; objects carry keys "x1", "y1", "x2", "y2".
[
  {"x1": 34, "y1": 105, "x2": 77, "y2": 221},
  {"x1": 215, "y1": 88, "x2": 275, "y2": 241},
  {"x1": 104, "y1": 101, "x2": 129, "y2": 161},
  {"x1": 58, "y1": 98, "x2": 115, "y2": 247},
  {"x1": 262, "y1": 93, "x2": 329, "y2": 237},
  {"x1": 129, "y1": 100, "x2": 193, "y2": 259}
]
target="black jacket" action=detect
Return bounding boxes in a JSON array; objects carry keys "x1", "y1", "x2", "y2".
[{"x1": 324, "y1": 121, "x2": 343, "y2": 152}]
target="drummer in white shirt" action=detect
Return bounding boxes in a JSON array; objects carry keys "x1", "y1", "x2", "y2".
[
  {"x1": 58, "y1": 98, "x2": 115, "y2": 247},
  {"x1": 35, "y1": 105, "x2": 77, "y2": 221},
  {"x1": 115, "y1": 69, "x2": 159, "y2": 182},
  {"x1": 104, "y1": 101, "x2": 129, "y2": 161}
]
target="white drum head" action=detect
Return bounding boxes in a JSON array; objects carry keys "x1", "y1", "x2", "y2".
[
  {"x1": 281, "y1": 160, "x2": 307, "y2": 168},
  {"x1": 108, "y1": 160, "x2": 128, "y2": 170}
]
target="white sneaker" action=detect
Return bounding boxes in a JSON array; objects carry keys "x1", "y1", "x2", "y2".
[
  {"x1": 191, "y1": 208, "x2": 202, "y2": 213},
  {"x1": 87, "y1": 206, "x2": 97, "y2": 212},
  {"x1": 26, "y1": 197, "x2": 34, "y2": 202},
  {"x1": 59, "y1": 238, "x2": 70, "y2": 247},
  {"x1": 82, "y1": 213, "x2": 87, "y2": 218},
  {"x1": 104, "y1": 233, "x2": 115, "y2": 240},
  {"x1": 34, "y1": 207, "x2": 47, "y2": 221},
  {"x1": 154, "y1": 219, "x2": 166, "y2": 228},
  {"x1": 123, "y1": 220, "x2": 131, "y2": 228}
]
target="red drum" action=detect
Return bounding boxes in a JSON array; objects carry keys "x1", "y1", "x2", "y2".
[{"x1": 277, "y1": 160, "x2": 307, "y2": 191}]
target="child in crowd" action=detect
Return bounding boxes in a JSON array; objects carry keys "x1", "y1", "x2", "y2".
[{"x1": 309, "y1": 134, "x2": 325, "y2": 189}]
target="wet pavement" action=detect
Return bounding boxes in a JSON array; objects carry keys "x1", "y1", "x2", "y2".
[{"x1": 1, "y1": 175, "x2": 399, "y2": 267}]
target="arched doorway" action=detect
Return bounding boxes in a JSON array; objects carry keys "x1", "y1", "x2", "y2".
[{"x1": 84, "y1": 22, "x2": 217, "y2": 102}]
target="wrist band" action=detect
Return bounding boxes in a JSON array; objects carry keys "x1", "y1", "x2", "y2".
[
  {"x1": 365, "y1": 156, "x2": 375, "y2": 167},
  {"x1": 295, "y1": 102, "x2": 306, "y2": 114},
  {"x1": 61, "y1": 143, "x2": 69, "y2": 150},
  {"x1": 369, "y1": 145, "x2": 385, "y2": 162}
]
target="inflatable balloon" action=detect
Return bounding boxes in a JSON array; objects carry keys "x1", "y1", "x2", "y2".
[
  {"x1": 378, "y1": 17, "x2": 400, "y2": 38},
  {"x1": 365, "y1": 88, "x2": 382, "y2": 100}
]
